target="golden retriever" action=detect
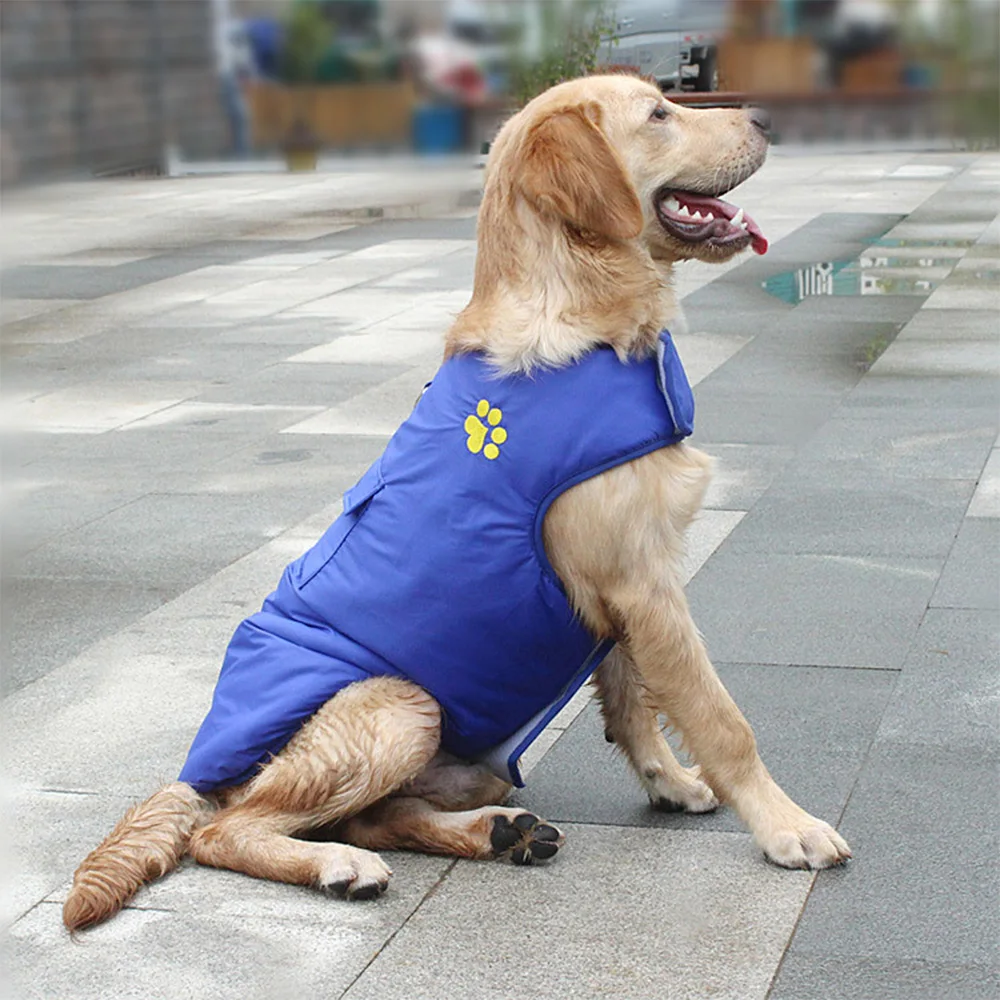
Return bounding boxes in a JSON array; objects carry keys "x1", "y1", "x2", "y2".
[{"x1": 64, "y1": 74, "x2": 850, "y2": 933}]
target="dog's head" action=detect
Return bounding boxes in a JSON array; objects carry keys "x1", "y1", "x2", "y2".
[
  {"x1": 448, "y1": 75, "x2": 770, "y2": 370},
  {"x1": 487, "y1": 74, "x2": 769, "y2": 263}
]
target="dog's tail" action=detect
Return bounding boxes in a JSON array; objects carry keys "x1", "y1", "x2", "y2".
[{"x1": 63, "y1": 782, "x2": 214, "y2": 932}]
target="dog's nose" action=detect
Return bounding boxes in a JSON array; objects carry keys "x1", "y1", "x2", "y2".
[{"x1": 749, "y1": 107, "x2": 772, "y2": 137}]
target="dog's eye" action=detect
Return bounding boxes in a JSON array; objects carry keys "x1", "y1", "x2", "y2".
[{"x1": 650, "y1": 106, "x2": 669, "y2": 122}]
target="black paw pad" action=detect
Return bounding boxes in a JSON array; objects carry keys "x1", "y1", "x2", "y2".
[
  {"x1": 491, "y1": 816, "x2": 523, "y2": 854},
  {"x1": 531, "y1": 841, "x2": 559, "y2": 861},
  {"x1": 652, "y1": 796, "x2": 685, "y2": 813},
  {"x1": 321, "y1": 878, "x2": 352, "y2": 897},
  {"x1": 490, "y1": 813, "x2": 562, "y2": 864},
  {"x1": 513, "y1": 813, "x2": 539, "y2": 832},
  {"x1": 348, "y1": 881, "x2": 385, "y2": 901}
]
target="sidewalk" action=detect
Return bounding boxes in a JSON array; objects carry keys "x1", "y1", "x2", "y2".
[{"x1": 3, "y1": 148, "x2": 998, "y2": 1000}]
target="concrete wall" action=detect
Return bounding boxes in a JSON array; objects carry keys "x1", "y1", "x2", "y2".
[{"x1": 1, "y1": 0, "x2": 228, "y2": 185}]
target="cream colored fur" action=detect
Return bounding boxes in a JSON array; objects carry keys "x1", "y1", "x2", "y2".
[{"x1": 64, "y1": 75, "x2": 849, "y2": 933}]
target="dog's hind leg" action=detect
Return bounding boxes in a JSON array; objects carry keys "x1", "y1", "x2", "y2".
[
  {"x1": 340, "y1": 796, "x2": 564, "y2": 865},
  {"x1": 396, "y1": 751, "x2": 512, "y2": 811},
  {"x1": 594, "y1": 646, "x2": 718, "y2": 814},
  {"x1": 188, "y1": 676, "x2": 441, "y2": 899}
]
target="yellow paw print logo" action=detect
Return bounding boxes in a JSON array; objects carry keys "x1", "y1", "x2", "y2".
[{"x1": 464, "y1": 399, "x2": 507, "y2": 460}]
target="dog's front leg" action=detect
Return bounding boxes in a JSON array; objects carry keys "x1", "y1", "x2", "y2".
[
  {"x1": 594, "y1": 645, "x2": 718, "y2": 814},
  {"x1": 546, "y1": 448, "x2": 849, "y2": 869},
  {"x1": 613, "y1": 581, "x2": 851, "y2": 869}
]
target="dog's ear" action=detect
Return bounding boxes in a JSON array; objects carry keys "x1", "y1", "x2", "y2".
[{"x1": 518, "y1": 103, "x2": 643, "y2": 241}]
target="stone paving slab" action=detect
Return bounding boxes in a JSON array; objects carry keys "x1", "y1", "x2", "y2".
[
  {"x1": 513, "y1": 663, "x2": 893, "y2": 833},
  {"x1": 770, "y1": 953, "x2": 1000, "y2": 1000},
  {"x1": 791, "y1": 405, "x2": 997, "y2": 481},
  {"x1": 686, "y1": 548, "x2": 941, "y2": 668},
  {"x1": 729, "y1": 467, "x2": 975, "y2": 558},
  {"x1": 4, "y1": 149, "x2": 999, "y2": 1000},
  {"x1": 775, "y1": 745, "x2": 998, "y2": 969},
  {"x1": 968, "y1": 443, "x2": 1000, "y2": 518},
  {"x1": 341, "y1": 825, "x2": 814, "y2": 1000},
  {"x1": 5, "y1": 787, "x2": 141, "y2": 925},
  {"x1": 2, "y1": 577, "x2": 171, "y2": 694},
  {"x1": 10, "y1": 853, "x2": 453, "y2": 1000},
  {"x1": 695, "y1": 442, "x2": 794, "y2": 511},
  {"x1": 930, "y1": 519, "x2": 1000, "y2": 610},
  {"x1": 868, "y1": 607, "x2": 999, "y2": 752}
]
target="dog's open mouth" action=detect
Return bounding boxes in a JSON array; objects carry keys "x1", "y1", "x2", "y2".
[{"x1": 655, "y1": 190, "x2": 768, "y2": 255}]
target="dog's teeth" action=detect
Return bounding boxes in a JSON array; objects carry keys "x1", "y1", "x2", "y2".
[
  {"x1": 740, "y1": 221, "x2": 748, "y2": 230},
  {"x1": 732, "y1": 208, "x2": 744, "y2": 226},
  {"x1": 678, "y1": 205, "x2": 690, "y2": 216},
  {"x1": 703, "y1": 211, "x2": 714, "y2": 220},
  {"x1": 691, "y1": 211, "x2": 703, "y2": 221},
  {"x1": 665, "y1": 196, "x2": 681, "y2": 212}
]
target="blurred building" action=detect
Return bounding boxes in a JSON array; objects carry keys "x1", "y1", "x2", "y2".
[{"x1": 1, "y1": 0, "x2": 228, "y2": 185}]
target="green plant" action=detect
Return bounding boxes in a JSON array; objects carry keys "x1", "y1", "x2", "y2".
[
  {"x1": 505, "y1": 0, "x2": 620, "y2": 108},
  {"x1": 279, "y1": 1, "x2": 335, "y2": 85}
]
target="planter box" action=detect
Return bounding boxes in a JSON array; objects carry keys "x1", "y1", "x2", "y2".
[
  {"x1": 718, "y1": 38, "x2": 818, "y2": 94},
  {"x1": 247, "y1": 81, "x2": 416, "y2": 148}
]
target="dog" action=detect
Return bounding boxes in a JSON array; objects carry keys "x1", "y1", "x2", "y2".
[{"x1": 64, "y1": 74, "x2": 850, "y2": 933}]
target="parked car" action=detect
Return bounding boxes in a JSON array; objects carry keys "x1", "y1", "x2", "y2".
[{"x1": 602, "y1": 0, "x2": 732, "y2": 92}]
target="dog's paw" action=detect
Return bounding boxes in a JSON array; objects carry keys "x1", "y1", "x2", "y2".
[
  {"x1": 490, "y1": 812, "x2": 564, "y2": 865},
  {"x1": 760, "y1": 817, "x2": 852, "y2": 870},
  {"x1": 317, "y1": 846, "x2": 393, "y2": 900},
  {"x1": 642, "y1": 765, "x2": 719, "y2": 815}
]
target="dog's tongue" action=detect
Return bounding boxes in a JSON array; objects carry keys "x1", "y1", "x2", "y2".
[{"x1": 675, "y1": 192, "x2": 768, "y2": 255}]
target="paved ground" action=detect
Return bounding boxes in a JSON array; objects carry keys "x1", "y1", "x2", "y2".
[{"x1": 3, "y1": 150, "x2": 998, "y2": 1000}]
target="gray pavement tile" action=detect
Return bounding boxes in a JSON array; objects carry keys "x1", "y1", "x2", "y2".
[
  {"x1": 303, "y1": 216, "x2": 476, "y2": 250},
  {"x1": 761, "y1": 317, "x2": 905, "y2": 359},
  {"x1": 931, "y1": 519, "x2": 1000, "y2": 610},
  {"x1": 4, "y1": 326, "x2": 207, "y2": 389},
  {"x1": 845, "y1": 370, "x2": 999, "y2": 412},
  {"x1": 685, "y1": 549, "x2": 941, "y2": 668},
  {"x1": 111, "y1": 341, "x2": 303, "y2": 384},
  {"x1": 2, "y1": 576, "x2": 171, "y2": 695},
  {"x1": 770, "y1": 953, "x2": 1000, "y2": 1000},
  {"x1": 701, "y1": 338, "x2": 867, "y2": 395},
  {"x1": 1, "y1": 262, "x2": 178, "y2": 300},
  {"x1": 342, "y1": 825, "x2": 814, "y2": 1000},
  {"x1": 871, "y1": 339, "x2": 999, "y2": 379},
  {"x1": 211, "y1": 318, "x2": 364, "y2": 345},
  {"x1": 115, "y1": 401, "x2": 325, "y2": 435},
  {"x1": 513, "y1": 664, "x2": 893, "y2": 834},
  {"x1": 1, "y1": 480, "x2": 149, "y2": 557},
  {"x1": 694, "y1": 442, "x2": 795, "y2": 511},
  {"x1": 782, "y1": 745, "x2": 998, "y2": 967},
  {"x1": 927, "y1": 280, "x2": 1000, "y2": 316},
  {"x1": 789, "y1": 295, "x2": 925, "y2": 325},
  {"x1": 10, "y1": 428, "x2": 263, "y2": 494},
  {"x1": 670, "y1": 302, "x2": 793, "y2": 342},
  {"x1": 194, "y1": 362, "x2": 411, "y2": 408},
  {"x1": 7, "y1": 788, "x2": 139, "y2": 922},
  {"x1": 799, "y1": 405, "x2": 997, "y2": 481},
  {"x1": 728, "y1": 470, "x2": 974, "y2": 557},
  {"x1": 874, "y1": 608, "x2": 999, "y2": 751},
  {"x1": 885, "y1": 220, "x2": 992, "y2": 242},
  {"x1": 691, "y1": 385, "x2": 846, "y2": 446},
  {"x1": 13, "y1": 492, "x2": 314, "y2": 588},
  {"x1": 10, "y1": 852, "x2": 452, "y2": 1000}
]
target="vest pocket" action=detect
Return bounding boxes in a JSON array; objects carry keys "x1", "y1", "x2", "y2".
[
  {"x1": 291, "y1": 458, "x2": 385, "y2": 588},
  {"x1": 342, "y1": 457, "x2": 385, "y2": 515}
]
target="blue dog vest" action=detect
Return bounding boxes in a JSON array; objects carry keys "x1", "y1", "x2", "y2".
[{"x1": 179, "y1": 331, "x2": 694, "y2": 793}]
